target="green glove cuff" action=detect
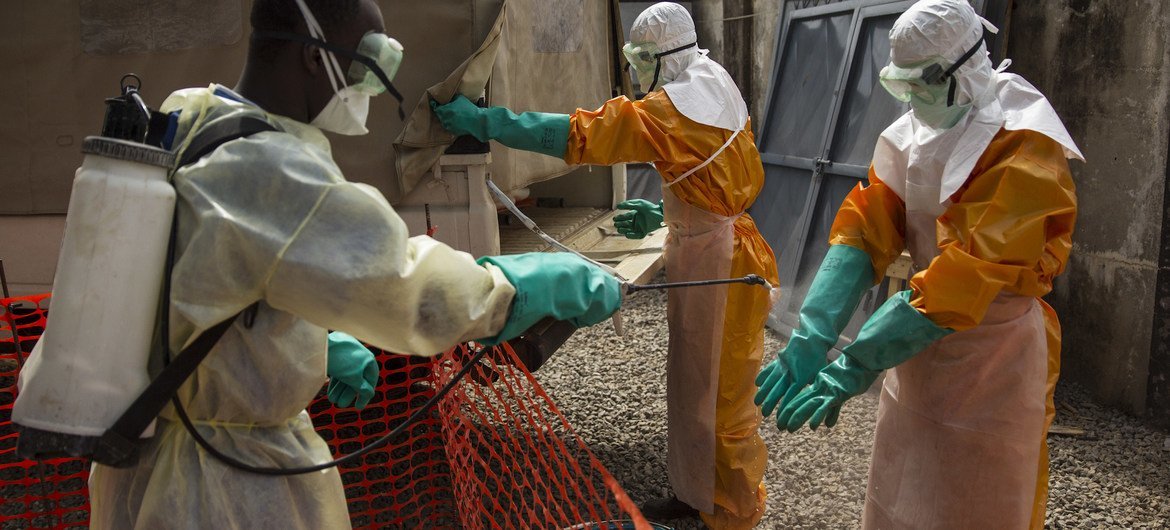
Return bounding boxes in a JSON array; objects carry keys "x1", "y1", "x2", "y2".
[
  {"x1": 432, "y1": 95, "x2": 570, "y2": 158},
  {"x1": 840, "y1": 290, "x2": 953, "y2": 372},
  {"x1": 481, "y1": 107, "x2": 571, "y2": 158},
  {"x1": 475, "y1": 253, "x2": 621, "y2": 345},
  {"x1": 788, "y1": 244, "x2": 875, "y2": 354}
]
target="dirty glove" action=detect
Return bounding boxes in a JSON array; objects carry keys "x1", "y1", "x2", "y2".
[
  {"x1": 476, "y1": 253, "x2": 621, "y2": 345},
  {"x1": 614, "y1": 199, "x2": 664, "y2": 239},
  {"x1": 755, "y1": 245, "x2": 873, "y2": 419},
  {"x1": 326, "y1": 331, "x2": 379, "y2": 410},
  {"x1": 431, "y1": 95, "x2": 570, "y2": 158},
  {"x1": 777, "y1": 290, "x2": 953, "y2": 432}
]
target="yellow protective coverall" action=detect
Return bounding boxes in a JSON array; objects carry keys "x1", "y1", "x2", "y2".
[
  {"x1": 828, "y1": 128, "x2": 1076, "y2": 528},
  {"x1": 565, "y1": 91, "x2": 778, "y2": 529},
  {"x1": 88, "y1": 86, "x2": 516, "y2": 529}
]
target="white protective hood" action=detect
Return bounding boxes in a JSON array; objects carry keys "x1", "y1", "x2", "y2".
[
  {"x1": 873, "y1": 0, "x2": 1084, "y2": 204},
  {"x1": 630, "y1": 2, "x2": 748, "y2": 131},
  {"x1": 663, "y1": 53, "x2": 749, "y2": 132}
]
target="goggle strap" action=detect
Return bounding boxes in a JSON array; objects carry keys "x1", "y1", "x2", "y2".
[
  {"x1": 648, "y1": 60, "x2": 662, "y2": 92},
  {"x1": 644, "y1": 41, "x2": 696, "y2": 92},
  {"x1": 942, "y1": 29, "x2": 991, "y2": 107},
  {"x1": 654, "y1": 42, "x2": 697, "y2": 58},
  {"x1": 253, "y1": 30, "x2": 406, "y2": 120},
  {"x1": 942, "y1": 30, "x2": 989, "y2": 79}
]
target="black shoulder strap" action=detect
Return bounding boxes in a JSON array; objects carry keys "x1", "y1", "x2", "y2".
[
  {"x1": 95, "y1": 115, "x2": 278, "y2": 467},
  {"x1": 178, "y1": 115, "x2": 277, "y2": 167}
]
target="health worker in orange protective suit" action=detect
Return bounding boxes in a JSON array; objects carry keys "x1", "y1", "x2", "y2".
[
  {"x1": 754, "y1": 1, "x2": 1083, "y2": 528},
  {"x1": 432, "y1": 3, "x2": 777, "y2": 527}
]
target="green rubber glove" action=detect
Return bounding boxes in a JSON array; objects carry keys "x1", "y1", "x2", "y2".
[
  {"x1": 326, "y1": 331, "x2": 380, "y2": 410},
  {"x1": 476, "y1": 253, "x2": 622, "y2": 345},
  {"x1": 614, "y1": 199, "x2": 664, "y2": 239},
  {"x1": 776, "y1": 290, "x2": 953, "y2": 432},
  {"x1": 430, "y1": 95, "x2": 570, "y2": 158},
  {"x1": 754, "y1": 245, "x2": 874, "y2": 419}
]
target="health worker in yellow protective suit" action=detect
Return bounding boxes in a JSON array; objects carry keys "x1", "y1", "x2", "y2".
[
  {"x1": 432, "y1": 3, "x2": 777, "y2": 527},
  {"x1": 755, "y1": 1, "x2": 1083, "y2": 528},
  {"x1": 84, "y1": 0, "x2": 621, "y2": 528}
]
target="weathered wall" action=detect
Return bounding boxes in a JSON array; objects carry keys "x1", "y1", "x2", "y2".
[
  {"x1": 691, "y1": 0, "x2": 783, "y2": 133},
  {"x1": 751, "y1": 0, "x2": 784, "y2": 128},
  {"x1": 692, "y1": 0, "x2": 725, "y2": 64},
  {"x1": 1154, "y1": 140, "x2": 1170, "y2": 426},
  {"x1": 1008, "y1": 0, "x2": 1170, "y2": 415}
]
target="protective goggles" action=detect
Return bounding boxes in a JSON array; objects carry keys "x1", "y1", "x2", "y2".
[
  {"x1": 253, "y1": 29, "x2": 406, "y2": 118},
  {"x1": 622, "y1": 41, "x2": 660, "y2": 72},
  {"x1": 622, "y1": 40, "x2": 697, "y2": 91},
  {"x1": 350, "y1": 32, "x2": 404, "y2": 95},
  {"x1": 879, "y1": 34, "x2": 985, "y2": 107},
  {"x1": 879, "y1": 60, "x2": 949, "y2": 104}
]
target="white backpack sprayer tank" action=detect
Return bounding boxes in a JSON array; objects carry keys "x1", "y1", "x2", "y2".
[{"x1": 12, "y1": 75, "x2": 176, "y2": 457}]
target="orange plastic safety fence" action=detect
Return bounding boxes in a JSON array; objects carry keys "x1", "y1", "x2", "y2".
[
  {"x1": 435, "y1": 344, "x2": 651, "y2": 530},
  {"x1": 1, "y1": 294, "x2": 90, "y2": 530},
  {"x1": 1, "y1": 293, "x2": 651, "y2": 530},
  {"x1": 309, "y1": 350, "x2": 462, "y2": 528}
]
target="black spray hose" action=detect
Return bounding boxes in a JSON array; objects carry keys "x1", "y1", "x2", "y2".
[
  {"x1": 177, "y1": 275, "x2": 770, "y2": 475},
  {"x1": 174, "y1": 345, "x2": 490, "y2": 476},
  {"x1": 624, "y1": 274, "x2": 772, "y2": 295}
]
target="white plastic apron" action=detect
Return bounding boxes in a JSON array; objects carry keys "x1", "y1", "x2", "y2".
[
  {"x1": 862, "y1": 173, "x2": 1048, "y2": 529},
  {"x1": 660, "y1": 132, "x2": 741, "y2": 513}
]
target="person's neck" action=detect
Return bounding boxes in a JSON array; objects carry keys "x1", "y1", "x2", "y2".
[{"x1": 234, "y1": 62, "x2": 309, "y2": 122}]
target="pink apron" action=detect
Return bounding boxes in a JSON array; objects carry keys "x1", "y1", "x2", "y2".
[
  {"x1": 661, "y1": 188, "x2": 739, "y2": 513},
  {"x1": 862, "y1": 168, "x2": 1048, "y2": 529}
]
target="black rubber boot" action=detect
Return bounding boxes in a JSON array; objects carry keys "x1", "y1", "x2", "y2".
[{"x1": 639, "y1": 495, "x2": 700, "y2": 521}]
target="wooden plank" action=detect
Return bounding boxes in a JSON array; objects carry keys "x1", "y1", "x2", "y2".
[
  {"x1": 495, "y1": 206, "x2": 667, "y2": 285},
  {"x1": 608, "y1": 229, "x2": 667, "y2": 285},
  {"x1": 885, "y1": 250, "x2": 914, "y2": 299},
  {"x1": 497, "y1": 207, "x2": 609, "y2": 254},
  {"x1": 886, "y1": 251, "x2": 914, "y2": 280},
  {"x1": 1048, "y1": 425, "x2": 1085, "y2": 437},
  {"x1": 579, "y1": 247, "x2": 661, "y2": 261},
  {"x1": 566, "y1": 211, "x2": 666, "y2": 284}
]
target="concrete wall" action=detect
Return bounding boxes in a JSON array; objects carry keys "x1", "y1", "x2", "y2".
[
  {"x1": 692, "y1": 0, "x2": 725, "y2": 64},
  {"x1": 0, "y1": 215, "x2": 65, "y2": 297},
  {"x1": 750, "y1": 0, "x2": 784, "y2": 127},
  {"x1": 1007, "y1": 0, "x2": 1170, "y2": 415},
  {"x1": 689, "y1": 0, "x2": 783, "y2": 133}
]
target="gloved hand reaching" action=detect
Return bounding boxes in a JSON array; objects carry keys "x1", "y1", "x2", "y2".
[
  {"x1": 613, "y1": 199, "x2": 664, "y2": 239},
  {"x1": 755, "y1": 245, "x2": 874, "y2": 420},
  {"x1": 476, "y1": 253, "x2": 622, "y2": 345},
  {"x1": 776, "y1": 290, "x2": 953, "y2": 432},
  {"x1": 326, "y1": 331, "x2": 380, "y2": 410},
  {"x1": 431, "y1": 95, "x2": 570, "y2": 158}
]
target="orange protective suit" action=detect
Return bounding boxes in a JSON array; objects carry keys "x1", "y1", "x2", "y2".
[
  {"x1": 829, "y1": 128, "x2": 1076, "y2": 528},
  {"x1": 565, "y1": 91, "x2": 778, "y2": 529}
]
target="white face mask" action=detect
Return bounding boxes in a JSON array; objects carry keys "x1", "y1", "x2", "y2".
[
  {"x1": 311, "y1": 85, "x2": 371, "y2": 136},
  {"x1": 291, "y1": 0, "x2": 383, "y2": 136}
]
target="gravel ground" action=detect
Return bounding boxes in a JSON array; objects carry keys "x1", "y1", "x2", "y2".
[{"x1": 534, "y1": 276, "x2": 1170, "y2": 529}]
